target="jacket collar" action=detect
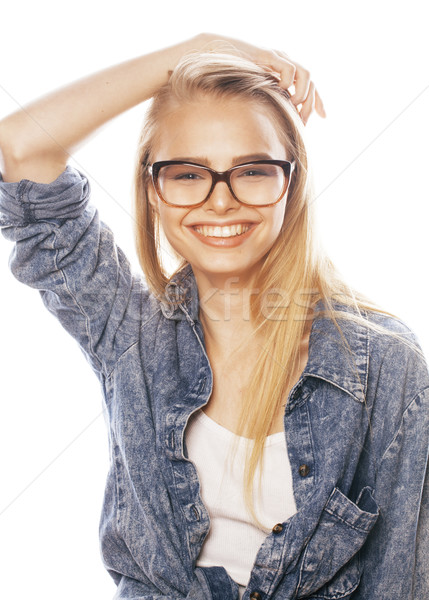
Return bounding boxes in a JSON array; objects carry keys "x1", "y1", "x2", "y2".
[
  {"x1": 160, "y1": 265, "x2": 369, "y2": 403},
  {"x1": 304, "y1": 303, "x2": 369, "y2": 403},
  {"x1": 160, "y1": 264, "x2": 200, "y2": 323}
]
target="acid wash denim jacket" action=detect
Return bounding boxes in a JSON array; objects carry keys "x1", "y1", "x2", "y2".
[{"x1": 1, "y1": 166, "x2": 428, "y2": 600}]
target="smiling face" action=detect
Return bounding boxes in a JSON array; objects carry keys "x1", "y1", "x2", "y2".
[{"x1": 147, "y1": 95, "x2": 291, "y2": 287}]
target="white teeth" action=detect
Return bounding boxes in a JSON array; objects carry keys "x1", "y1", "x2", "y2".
[{"x1": 194, "y1": 224, "x2": 251, "y2": 238}]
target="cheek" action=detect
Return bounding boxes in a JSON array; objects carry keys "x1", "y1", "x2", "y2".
[
  {"x1": 158, "y1": 206, "x2": 178, "y2": 235},
  {"x1": 157, "y1": 207, "x2": 188, "y2": 252},
  {"x1": 270, "y1": 201, "x2": 287, "y2": 234}
]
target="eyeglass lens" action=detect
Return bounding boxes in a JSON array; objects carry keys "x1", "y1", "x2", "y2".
[{"x1": 156, "y1": 163, "x2": 287, "y2": 206}]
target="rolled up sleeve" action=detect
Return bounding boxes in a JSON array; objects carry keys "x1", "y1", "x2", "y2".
[{"x1": 0, "y1": 166, "x2": 147, "y2": 376}]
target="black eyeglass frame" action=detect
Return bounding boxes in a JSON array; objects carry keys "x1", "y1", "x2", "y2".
[{"x1": 148, "y1": 159, "x2": 296, "y2": 208}]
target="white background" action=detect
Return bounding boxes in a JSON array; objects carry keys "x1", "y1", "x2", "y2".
[{"x1": 0, "y1": 1, "x2": 428, "y2": 598}]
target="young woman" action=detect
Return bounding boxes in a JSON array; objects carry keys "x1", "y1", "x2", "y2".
[{"x1": 0, "y1": 33, "x2": 428, "y2": 600}]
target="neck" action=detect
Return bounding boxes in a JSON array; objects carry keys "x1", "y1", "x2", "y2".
[{"x1": 194, "y1": 269, "x2": 262, "y2": 353}]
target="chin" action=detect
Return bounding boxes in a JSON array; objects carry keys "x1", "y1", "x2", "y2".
[{"x1": 191, "y1": 258, "x2": 263, "y2": 282}]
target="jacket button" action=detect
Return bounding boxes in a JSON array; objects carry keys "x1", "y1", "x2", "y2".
[
  {"x1": 250, "y1": 593, "x2": 262, "y2": 600},
  {"x1": 299, "y1": 464, "x2": 310, "y2": 477},
  {"x1": 272, "y1": 523, "x2": 283, "y2": 534}
]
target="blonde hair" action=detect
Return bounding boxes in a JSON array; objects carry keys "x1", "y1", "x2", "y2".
[{"x1": 133, "y1": 50, "x2": 412, "y2": 523}]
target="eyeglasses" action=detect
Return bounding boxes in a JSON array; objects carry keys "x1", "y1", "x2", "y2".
[{"x1": 148, "y1": 160, "x2": 295, "y2": 208}]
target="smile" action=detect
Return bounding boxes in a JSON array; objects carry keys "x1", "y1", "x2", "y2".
[{"x1": 193, "y1": 224, "x2": 251, "y2": 238}]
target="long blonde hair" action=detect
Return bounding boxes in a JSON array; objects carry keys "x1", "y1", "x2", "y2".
[{"x1": 133, "y1": 50, "x2": 407, "y2": 522}]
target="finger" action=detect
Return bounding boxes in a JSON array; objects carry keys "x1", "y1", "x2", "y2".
[
  {"x1": 273, "y1": 49, "x2": 291, "y2": 61},
  {"x1": 290, "y1": 65, "x2": 311, "y2": 107},
  {"x1": 314, "y1": 89, "x2": 327, "y2": 118},
  {"x1": 272, "y1": 49, "x2": 325, "y2": 120},
  {"x1": 258, "y1": 50, "x2": 296, "y2": 90},
  {"x1": 299, "y1": 80, "x2": 316, "y2": 125},
  {"x1": 271, "y1": 49, "x2": 298, "y2": 92}
]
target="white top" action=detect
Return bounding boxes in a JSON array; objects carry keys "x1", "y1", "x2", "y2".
[{"x1": 185, "y1": 409, "x2": 297, "y2": 594}]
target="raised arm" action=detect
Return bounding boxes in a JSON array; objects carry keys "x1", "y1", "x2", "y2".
[
  {"x1": 0, "y1": 33, "x2": 325, "y2": 184},
  {"x1": 0, "y1": 34, "x2": 325, "y2": 376},
  {"x1": 0, "y1": 36, "x2": 204, "y2": 183}
]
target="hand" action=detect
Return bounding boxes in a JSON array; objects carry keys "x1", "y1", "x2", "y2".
[{"x1": 196, "y1": 33, "x2": 326, "y2": 126}]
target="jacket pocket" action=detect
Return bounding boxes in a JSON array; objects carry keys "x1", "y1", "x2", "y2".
[{"x1": 297, "y1": 486, "x2": 379, "y2": 599}]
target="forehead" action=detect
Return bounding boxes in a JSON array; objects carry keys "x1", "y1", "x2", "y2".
[{"x1": 152, "y1": 96, "x2": 287, "y2": 168}]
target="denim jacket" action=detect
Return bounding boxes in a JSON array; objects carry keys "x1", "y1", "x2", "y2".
[{"x1": 1, "y1": 166, "x2": 428, "y2": 600}]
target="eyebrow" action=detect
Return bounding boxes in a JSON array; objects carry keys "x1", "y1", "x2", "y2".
[{"x1": 167, "y1": 153, "x2": 275, "y2": 167}]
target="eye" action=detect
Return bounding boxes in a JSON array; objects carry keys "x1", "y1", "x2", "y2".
[
  {"x1": 240, "y1": 169, "x2": 269, "y2": 177},
  {"x1": 236, "y1": 166, "x2": 275, "y2": 179},
  {"x1": 174, "y1": 171, "x2": 203, "y2": 180},
  {"x1": 159, "y1": 164, "x2": 210, "y2": 182},
  {"x1": 234, "y1": 162, "x2": 280, "y2": 179}
]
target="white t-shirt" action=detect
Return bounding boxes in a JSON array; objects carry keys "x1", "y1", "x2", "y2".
[{"x1": 185, "y1": 409, "x2": 297, "y2": 594}]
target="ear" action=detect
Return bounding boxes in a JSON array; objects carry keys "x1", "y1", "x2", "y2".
[{"x1": 146, "y1": 179, "x2": 160, "y2": 214}]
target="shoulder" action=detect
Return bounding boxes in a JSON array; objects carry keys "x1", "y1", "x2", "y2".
[
  {"x1": 328, "y1": 302, "x2": 426, "y2": 370},
  {"x1": 361, "y1": 311, "x2": 429, "y2": 470},
  {"x1": 308, "y1": 302, "x2": 429, "y2": 467},
  {"x1": 311, "y1": 301, "x2": 429, "y2": 406},
  {"x1": 363, "y1": 309, "x2": 427, "y2": 377},
  {"x1": 360, "y1": 310, "x2": 429, "y2": 432}
]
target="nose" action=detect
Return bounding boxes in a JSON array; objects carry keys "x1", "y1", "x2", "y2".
[{"x1": 203, "y1": 180, "x2": 240, "y2": 214}]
